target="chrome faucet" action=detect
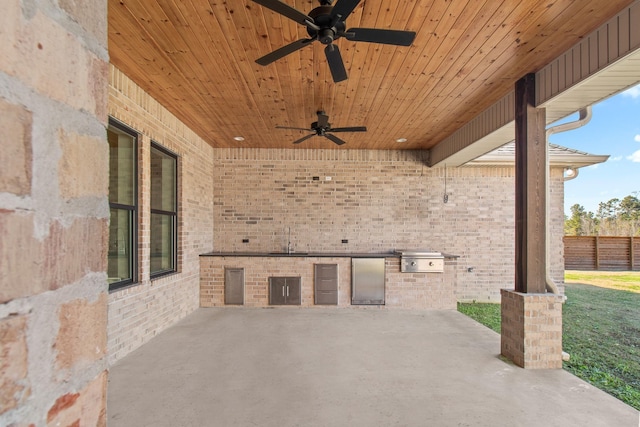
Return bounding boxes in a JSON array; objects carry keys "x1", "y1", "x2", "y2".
[{"x1": 287, "y1": 227, "x2": 292, "y2": 254}]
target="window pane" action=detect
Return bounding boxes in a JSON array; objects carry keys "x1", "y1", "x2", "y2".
[
  {"x1": 108, "y1": 208, "x2": 133, "y2": 283},
  {"x1": 150, "y1": 143, "x2": 177, "y2": 277},
  {"x1": 150, "y1": 213, "x2": 174, "y2": 274},
  {"x1": 150, "y1": 147, "x2": 176, "y2": 212},
  {"x1": 107, "y1": 127, "x2": 136, "y2": 206},
  {"x1": 107, "y1": 120, "x2": 137, "y2": 290}
]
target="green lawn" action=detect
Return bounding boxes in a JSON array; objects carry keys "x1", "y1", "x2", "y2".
[
  {"x1": 457, "y1": 271, "x2": 640, "y2": 410},
  {"x1": 565, "y1": 270, "x2": 640, "y2": 293}
]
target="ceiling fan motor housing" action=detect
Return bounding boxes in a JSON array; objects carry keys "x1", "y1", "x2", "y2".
[
  {"x1": 252, "y1": 0, "x2": 416, "y2": 83},
  {"x1": 311, "y1": 121, "x2": 330, "y2": 134},
  {"x1": 319, "y1": 28, "x2": 335, "y2": 44},
  {"x1": 307, "y1": 5, "x2": 346, "y2": 44}
]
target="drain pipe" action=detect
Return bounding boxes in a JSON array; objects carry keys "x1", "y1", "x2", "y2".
[{"x1": 544, "y1": 107, "x2": 592, "y2": 294}]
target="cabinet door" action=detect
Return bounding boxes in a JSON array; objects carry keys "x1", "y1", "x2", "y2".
[
  {"x1": 315, "y1": 264, "x2": 338, "y2": 305},
  {"x1": 284, "y1": 277, "x2": 301, "y2": 305},
  {"x1": 269, "y1": 277, "x2": 287, "y2": 305},
  {"x1": 269, "y1": 277, "x2": 301, "y2": 305},
  {"x1": 224, "y1": 268, "x2": 244, "y2": 305}
]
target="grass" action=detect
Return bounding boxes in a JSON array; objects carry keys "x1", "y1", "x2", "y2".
[
  {"x1": 457, "y1": 270, "x2": 640, "y2": 410},
  {"x1": 456, "y1": 302, "x2": 501, "y2": 333},
  {"x1": 565, "y1": 270, "x2": 640, "y2": 293}
]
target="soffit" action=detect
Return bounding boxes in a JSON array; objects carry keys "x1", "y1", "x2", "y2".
[
  {"x1": 108, "y1": 0, "x2": 635, "y2": 150},
  {"x1": 468, "y1": 142, "x2": 610, "y2": 168}
]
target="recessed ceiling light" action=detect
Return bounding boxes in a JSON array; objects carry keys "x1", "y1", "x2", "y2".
[
  {"x1": 233, "y1": 136, "x2": 245, "y2": 141},
  {"x1": 396, "y1": 138, "x2": 407, "y2": 143}
]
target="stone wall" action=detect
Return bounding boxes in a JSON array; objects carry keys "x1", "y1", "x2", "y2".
[
  {"x1": 1, "y1": 0, "x2": 109, "y2": 425},
  {"x1": 107, "y1": 66, "x2": 215, "y2": 364},
  {"x1": 211, "y1": 149, "x2": 566, "y2": 303}
]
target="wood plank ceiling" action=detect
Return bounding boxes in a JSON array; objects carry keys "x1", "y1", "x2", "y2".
[{"x1": 108, "y1": 0, "x2": 634, "y2": 150}]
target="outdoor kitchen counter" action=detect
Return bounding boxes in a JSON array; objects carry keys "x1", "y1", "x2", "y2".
[
  {"x1": 200, "y1": 251, "x2": 398, "y2": 258},
  {"x1": 200, "y1": 251, "x2": 458, "y2": 258},
  {"x1": 199, "y1": 252, "x2": 459, "y2": 309}
]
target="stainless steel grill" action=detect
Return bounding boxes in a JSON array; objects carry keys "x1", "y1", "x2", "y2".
[{"x1": 396, "y1": 250, "x2": 444, "y2": 273}]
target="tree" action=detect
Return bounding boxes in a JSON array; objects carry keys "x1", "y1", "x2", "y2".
[
  {"x1": 618, "y1": 195, "x2": 640, "y2": 221},
  {"x1": 565, "y1": 193, "x2": 640, "y2": 236},
  {"x1": 596, "y1": 198, "x2": 620, "y2": 221},
  {"x1": 618, "y1": 195, "x2": 640, "y2": 235},
  {"x1": 564, "y1": 204, "x2": 595, "y2": 236}
]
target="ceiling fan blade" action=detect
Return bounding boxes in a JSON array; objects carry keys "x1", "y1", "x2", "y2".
[
  {"x1": 317, "y1": 111, "x2": 329, "y2": 128},
  {"x1": 324, "y1": 133, "x2": 347, "y2": 146},
  {"x1": 292, "y1": 133, "x2": 316, "y2": 144},
  {"x1": 330, "y1": 0, "x2": 361, "y2": 21},
  {"x1": 345, "y1": 28, "x2": 416, "y2": 46},
  {"x1": 251, "y1": 0, "x2": 311, "y2": 25},
  {"x1": 325, "y1": 44, "x2": 347, "y2": 83},
  {"x1": 256, "y1": 38, "x2": 314, "y2": 65},
  {"x1": 276, "y1": 126, "x2": 312, "y2": 131},
  {"x1": 330, "y1": 126, "x2": 367, "y2": 132}
]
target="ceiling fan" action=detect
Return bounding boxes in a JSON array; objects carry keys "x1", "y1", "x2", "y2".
[
  {"x1": 276, "y1": 110, "x2": 366, "y2": 145},
  {"x1": 252, "y1": 0, "x2": 416, "y2": 83}
]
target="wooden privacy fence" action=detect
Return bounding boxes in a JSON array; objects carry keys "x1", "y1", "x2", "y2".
[{"x1": 564, "y1": 236, "x2": 640, "y2": 271}]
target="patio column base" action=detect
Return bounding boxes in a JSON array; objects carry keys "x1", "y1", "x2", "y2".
[{"x1": 500, "y1": 289, "x2": 564, "y2": 369}]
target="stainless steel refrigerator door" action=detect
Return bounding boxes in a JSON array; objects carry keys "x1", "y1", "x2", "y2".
[{"x1": 351, "y1": 258, "x2": 385, "y2": 305}]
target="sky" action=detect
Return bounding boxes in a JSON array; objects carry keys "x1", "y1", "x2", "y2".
[{"x1": 547, "y1": 83, "x2": 640, "y2": 216}]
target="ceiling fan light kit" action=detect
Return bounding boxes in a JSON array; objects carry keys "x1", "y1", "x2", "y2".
[{"x1": 252, "y1": 0, "x2": 416, "y2": 83}]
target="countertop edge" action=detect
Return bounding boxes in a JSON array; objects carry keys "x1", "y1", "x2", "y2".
[
  {"x1": 199, "y1": 252, "x2": 395, "y2": 258},
  {"x1": 199, "y1": 252, "x2": 459, "y2": 259}
]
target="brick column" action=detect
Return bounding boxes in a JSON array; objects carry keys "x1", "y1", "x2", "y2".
[
  {"x1": 1, "y1": 0, "x2": 109, "y2": 425},
  {"x1": 500, "y1": 289, "x2": 564, "y2": 369}
]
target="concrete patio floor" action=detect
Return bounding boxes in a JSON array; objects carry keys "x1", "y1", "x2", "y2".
[{"x1": 107, "y1": 308, "x2": 639, "y2": 427}]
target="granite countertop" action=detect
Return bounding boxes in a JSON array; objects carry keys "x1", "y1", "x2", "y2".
[
  {"x1": 200, "y1": 251, "x2": 459, "y2": 258},
  {"x1": 199, "y1": 251, "x2": 397, "y2": 258}
]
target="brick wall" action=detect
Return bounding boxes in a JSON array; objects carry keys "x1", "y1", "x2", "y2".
[
  {"x1": 211, "y1": 149, "x2": 566, "y2": 303},
  {"x1": 500, "y1": 290, "x2": 564, "y2": 369},
  {"x1": 107, "y1": 66, "x2": 214, "y2": 364},
  {"x1": 385, "y1": 258, "x2": 458, "y2": 309},
  {"x1": 201, "y1": 257, "x2": 353, "y2": 307},
  {"x1": 200, "y1": 256, "x2": 458, "y2": 309},
  {"x1": 1, "y1": 1, "x2": 109, "y2": 425},
  {"x1": 549, "y1": 168, "x2": 565, "y2": 289},
  {"x1": 106, "y1": 71, "x2": 566, "y2": 363}
]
